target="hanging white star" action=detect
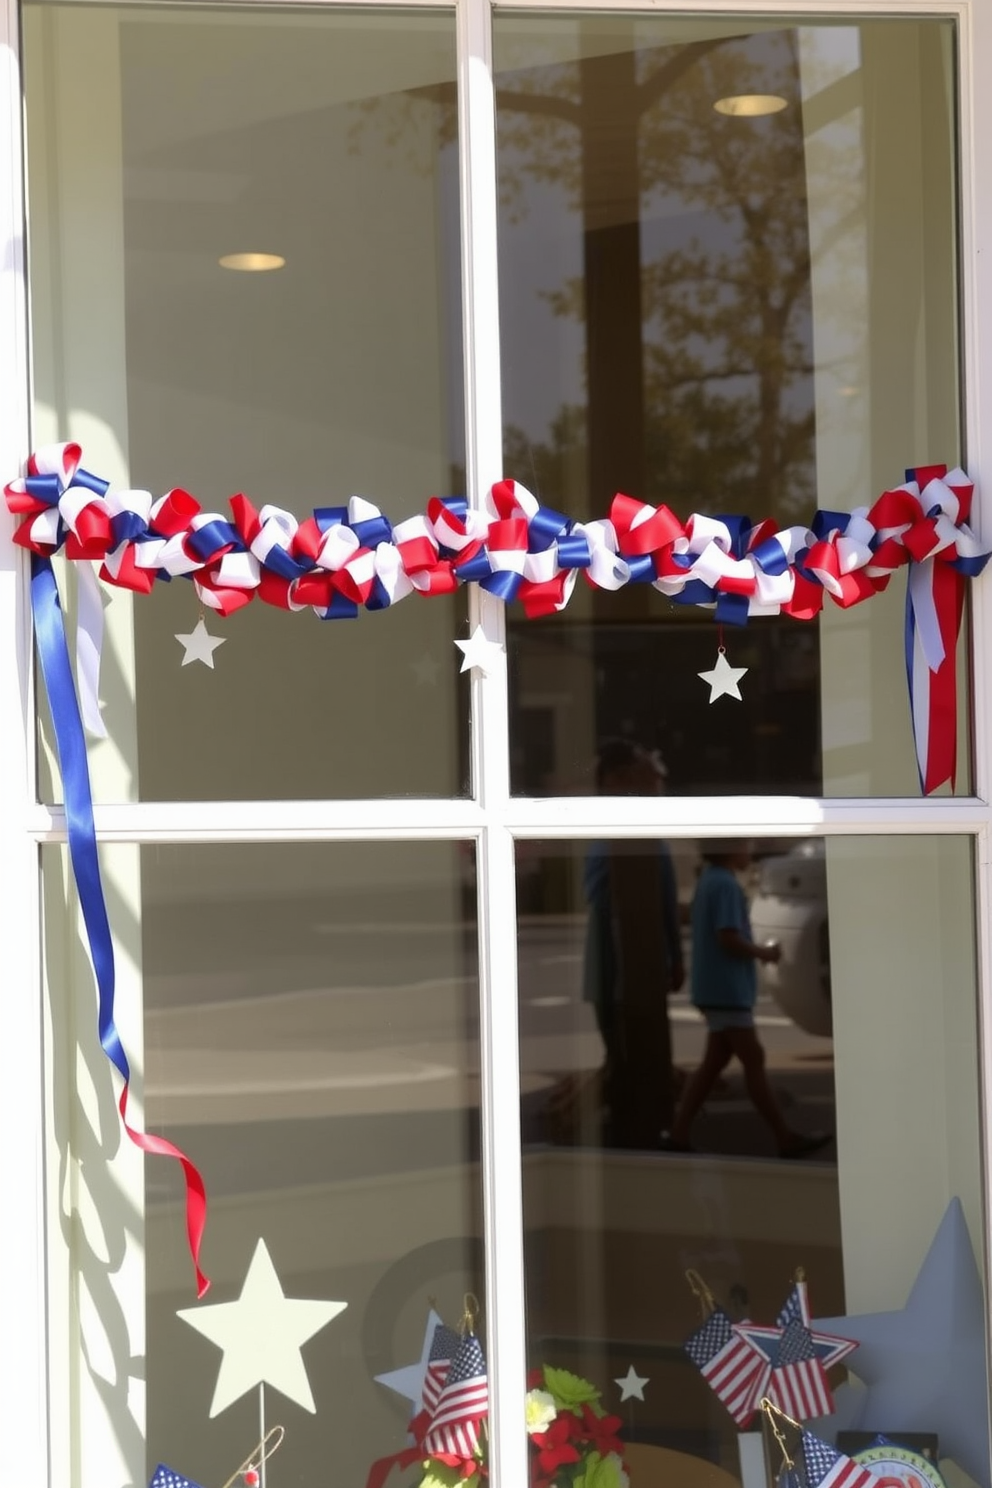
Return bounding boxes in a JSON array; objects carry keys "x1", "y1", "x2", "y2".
[
  {"x1": 698, "y1": 648, "x2": 747, "y2": 703},
  {"x1": 454, "y1": 626, "x2": 504, "y2": 676},
  {"x1": 175, "y1": 618, "x2": 226, "y2": 669},
  {"x1": 615, "y1": 1365, "x2": 649, "y2": 1401},
  {"x1": 177, "y1": 1238, "x2": 347, "y2": 1416},
  {"x1": 374, "y1": 1307, "x2": 443, "y2": 1411}
]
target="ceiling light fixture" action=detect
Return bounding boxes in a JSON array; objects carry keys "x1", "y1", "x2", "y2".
[
  {"x1": 218, "y1": 252, "x2": 286, "y2": 272},
  {"x1": 713, "y1": 94, "x2": 788, "y2": 118}
]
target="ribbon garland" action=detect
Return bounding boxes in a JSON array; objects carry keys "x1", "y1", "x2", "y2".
[
  {"x1": 7, "y1": 444, "x2": 989, "y2": 1291},
  {"x1": 30, "y1": 551, "x2": 209, "y2": 1298},
  {"x1": 7, "y1": 443, "x2": 989, "y2": 793}
]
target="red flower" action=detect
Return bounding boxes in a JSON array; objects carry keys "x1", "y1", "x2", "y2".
[
  {"x1": 530, "y1": 1412, "x2": 582, "y2": 1482},
  {"x1": 578, "y1": 1403, "x2": 624, "y2": 1458}
]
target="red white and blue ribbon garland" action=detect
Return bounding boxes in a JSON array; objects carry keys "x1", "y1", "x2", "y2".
[
  {"x1": 7, "y1": 443, "x2": 988, "y2": 793},
  {"x1": 4, "y1": 445, "x2": 989, "y2": 1291}
]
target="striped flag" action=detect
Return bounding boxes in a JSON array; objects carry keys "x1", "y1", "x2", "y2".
[
  {"x1": 765, "y1": 1319, "x2": 833, "y2": 1420},
  {"x1": 422, "y1": 1332, "x2": 489, "y2": 1460},
  {"x1": 777, "y1": 1280, "x2": 810, "y2": 1328},
  {"x1": 422, "y1": 1323, "x2": 462, "y2": 1417},
  {"x1": 801, "y1": 1429, "x2": 878, "y2": 1488},
  {"x1": 684, "y1": 1308, "x2": 768, "y2": 1426}
]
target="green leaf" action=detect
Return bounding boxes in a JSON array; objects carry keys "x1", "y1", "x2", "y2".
[
  {"x1": 420, "y1": 1463, "x2": 465, "y2": 1488},
  {"x1": 542, "y1": 1367, "x2": 601, "y2": 1410}
]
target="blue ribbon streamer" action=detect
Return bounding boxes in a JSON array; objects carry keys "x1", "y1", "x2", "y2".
[{"x1": 30, "y1": 555, "x2": 128, "y2": 1081}]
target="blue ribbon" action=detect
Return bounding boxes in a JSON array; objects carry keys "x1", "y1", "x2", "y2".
[
  {"x1": 30, "y1": 555, "x2": 128, "y2": 1082},
  {"x1": 185, "y1": 520, "x2": 241, "y2": 563}
]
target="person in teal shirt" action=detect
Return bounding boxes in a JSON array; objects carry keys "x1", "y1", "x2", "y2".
[{"x1": 664, "y1": 845, "x2": 829, "y2": 1158}]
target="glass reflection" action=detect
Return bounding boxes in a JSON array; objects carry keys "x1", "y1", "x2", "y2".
[
  {"x1": 518, "y1": 834, "x2": 986, "y2": 1484},
  {"x1": 140, "y1": 842, "x2": 481, "y2": 1486},
  {"x1": 25, "y1": 5, "x2": 468, "y2": 802},
  {"x1": 496, "y1": 17, "x2": 966, "y2": 796}
]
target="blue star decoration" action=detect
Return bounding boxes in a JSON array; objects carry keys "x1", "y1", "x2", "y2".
[{"x1": 814, "y1": 1198, "x2": 990, "y2": 1488}]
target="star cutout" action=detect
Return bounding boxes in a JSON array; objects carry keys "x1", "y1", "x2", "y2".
[
  {"x1": 411, "y1": 652, "x2": 441, "y2": 687},
  {"x1": 615, "y1": 1365, "x2": 649, "y2": 1401},
  {"x1": 698, "y1": 647, "x2": 747, "y2": 703},
  {"x1": 175, "y1": 618, "x2": 226, "y2": 669},
  {"x1": 735, "y1": 1320, "x2": 856, "y2": 1371},
  {"x1": 177, "y1": 1238, "x2": 347, "y2": 1416},
  {"x1": 374, "y1": 1307, "x2": 443, "y2": 1411},
  {"x1": 454, "y1": 626, "x2": 504, "y2": 676},
  {"x1": 814, "y1": 1199, "x2": 990, "y2": 1488}
]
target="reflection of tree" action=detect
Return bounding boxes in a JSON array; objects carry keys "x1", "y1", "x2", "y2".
[
  {"x1": 497, "y1": 29, "x2": 819, "y2": 521},
  {"x1": 347, "y1": 29, "x2": 841, "y2": 521}
]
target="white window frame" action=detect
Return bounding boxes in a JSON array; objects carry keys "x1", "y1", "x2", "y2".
[{"x1": 2, "y1": 0, "x2": 992, "y2": 1484}]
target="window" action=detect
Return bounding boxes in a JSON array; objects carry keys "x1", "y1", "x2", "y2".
[{"x1": 1, "y1": 4, "x2": 991, "y2": 1488}]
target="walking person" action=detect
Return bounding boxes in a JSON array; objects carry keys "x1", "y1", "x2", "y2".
[{"x1": 663, "y1": 843, "x2": 830, "y2": 1158}]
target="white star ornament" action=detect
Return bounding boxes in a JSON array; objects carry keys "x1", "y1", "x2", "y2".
[
  {"x1": 175, "y1": 618, "x2": 226, "y2": 669},
  {"x1": 615, "y1": 1365, "x2": 649, "y2": 1401},
  {"x1": 374, "y1": 1307, "x2": 443, "y2": 1410},
  {"x1": 698, "y1": 648, "x2": 747, "y2": 703},
  {"x1": 454, "y1": 626, "x2": 504, "y2": 676},
  {"x1": 177, "y1": 1237, "x2": 347, "y2": 1416}
]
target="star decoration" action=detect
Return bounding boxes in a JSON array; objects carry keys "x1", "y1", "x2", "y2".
[
  {"x1": 374, "y1": 1307, "x2": 443, "y2": 1411},
  {"x1": 814, "y1": 1199, "x2": 990, "y2": 1488},
  {"x1": 411, "y1": 652, "x2": 441, "y2": 687},
  {"x1": 735, "y1": 1319, "x2": 856, "y2": 1371},
  {"x1": 614, "y1": 1365, "x2": 649, "y2": 1401},
  {"x1": 454, "y1": 626, "x2": 504, "y2": 676},
  {"x1": 698, "y1": 647, "x2": 747, "y2": 703},
  {"x1": 175, "y1": 618, "x2": 226, "y2": 669},
  {"x1": 177, "y1": 1238, "x2": 347, "y2": 1416}
]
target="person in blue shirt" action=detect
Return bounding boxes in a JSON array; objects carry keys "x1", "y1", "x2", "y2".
[{"x1": 664, "y1": 844, "x2": 829, "y2": 1158}]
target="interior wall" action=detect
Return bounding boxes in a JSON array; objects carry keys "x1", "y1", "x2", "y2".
[{"x1": 807, "y1": 21, "x2": 963, "y2": 797}]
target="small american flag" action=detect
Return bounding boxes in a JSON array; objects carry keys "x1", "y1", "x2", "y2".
[
  {"x1": 684, "y1": 1308, "x2": 768, "y2": 1426},
  {"x1": 777, "y1": 1281, "x2": 810, "y2": 1328},
  {"x1": 801, "y1": 1430, "x2": 878, "y2": 1488},
  {"x1": 766, "y1": 1319, "x2": 832, "y2": 1421},
  {"x1": 149, "y1": 1467, "x2": 206, "y2": 1488},
  {"x1": 422, "y1": 1323, "x2": 462, "y2": 1416},
  {"x1": 422, "y1": 1332, "x2": 489, "y2": 1460}
]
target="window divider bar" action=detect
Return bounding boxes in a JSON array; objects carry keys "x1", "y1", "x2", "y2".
[
  {"x1": 26, "y1": 794, "x2": 992, "y2": 844},
  {"x1": 456, "y1": 1, "x2": 529, "y2": 1485}
]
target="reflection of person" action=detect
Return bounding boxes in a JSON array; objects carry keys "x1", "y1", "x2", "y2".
[
  {"x1": 664, "y1": 845, "x2": 830, "y2": 1158},
  {"x1": 583, "y1": 739, "x2": 684, "y2": 1146}
]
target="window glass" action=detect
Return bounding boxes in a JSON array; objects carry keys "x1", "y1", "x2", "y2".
[
  {"x1": 516, "y1": 833, "x2": 986, "y2": 1485},
  {"x1": 25, "y1": 5, "x2": 468, "y2": 803},
  {"x1": 494, "y1": 17, "x2": 967, "y2": 797},
  {"x1": 43, "y1": 840, "x2": 481, "y2": 1486}
]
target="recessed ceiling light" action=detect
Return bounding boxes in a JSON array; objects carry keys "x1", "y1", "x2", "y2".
[
  {"x1": 218, "y1": 252, "x2": 286, "y2": 272},
  {"x1": 714, "y1": 94, "x2": 788, "y2": 118}
]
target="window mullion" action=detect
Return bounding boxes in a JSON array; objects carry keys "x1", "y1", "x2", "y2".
[
  {"x1": 456, "y1": 0, "x2": 529, "y2": 1485},
  {"x1": 0, "y1": 0, "x2": 50, "y2": 1475}
]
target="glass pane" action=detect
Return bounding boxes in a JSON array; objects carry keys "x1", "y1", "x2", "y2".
[
  {"x1": 515, "y1": 835, "x2": 987, "y2": 1487},
  {"x1": 43, "y1": 840, "x2": 481, "y2": 1485},
  {"x1": 494, "y1": 17, "x2": 968, "y2": 797},
  {"x1": 25, "y1": 6, "x2": 468, "y2": 803}
]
